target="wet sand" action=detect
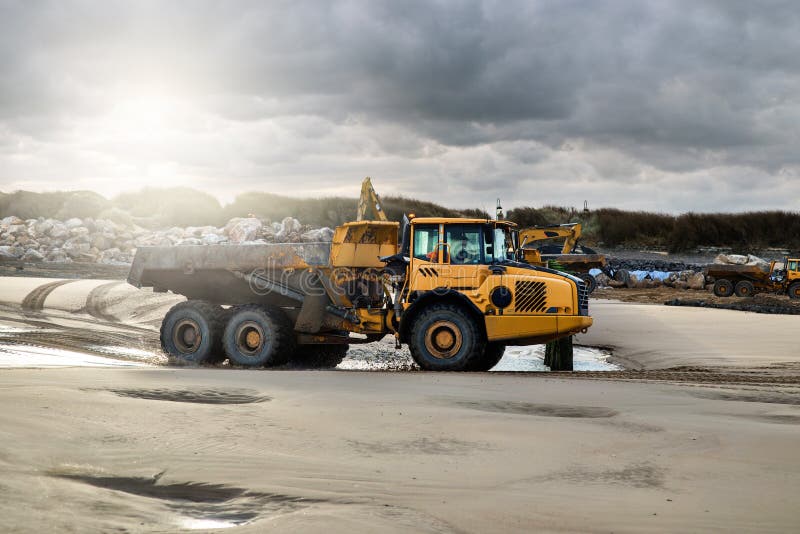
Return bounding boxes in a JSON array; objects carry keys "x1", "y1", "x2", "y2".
[
  {"x1": 0, "y1": 278, "x2": 799, "y2": 531},
  {"x1": 1, "y1": 368, "x2": 799, "y2": 532}
]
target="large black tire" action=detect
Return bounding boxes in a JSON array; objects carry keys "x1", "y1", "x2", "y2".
[
  {"x1": 409, "y1": 303, "x2": 485, "y2": 371},
  {"x1": 468, "y1": 342, "x2": 506, "y2": 372},
  {"x1": 160, "y1": 300, "x2": 225, "y2": 364},
  {"x1": 713, "y1": 279, "x2": 734, "y2": 297},
  {"x1": 734, "y1": 280, "x2": 755, "y2": 298},
  {"x1": 788, "y1": 282, "x2": 800, "y2": 300},
  {"x1": 222, "y1": 304, "x2": 295, "y2": 367},
  {"x1": 578, "y1": 273, "x2": 598, "y2": 294},
  {"x1": 290, "y1": 344, "x2": 349, "y2": 369}
]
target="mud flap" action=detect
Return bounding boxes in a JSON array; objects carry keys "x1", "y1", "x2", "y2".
[{"x1": 294, "y1": 292, "x2": 328, "y2": 333}]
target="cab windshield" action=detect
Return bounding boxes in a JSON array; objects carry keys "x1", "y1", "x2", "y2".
[{"x1": 441, "y1": 223, "x2": 516, "y2": 264}]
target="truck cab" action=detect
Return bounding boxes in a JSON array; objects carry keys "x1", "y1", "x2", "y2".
[
  {"x1": 784, "y1": 257, "x2": 800, "y2": 298},
  {"x1": 392, "y1": 217, "x2": 591, "y2": 370}
]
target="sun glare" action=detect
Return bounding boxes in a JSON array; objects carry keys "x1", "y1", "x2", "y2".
[
  {"x1": 68, "y1": 89, "x2": 201, "y2": 192},
  {"x1": 106, "y1": 94, "x2": 177, "y2": 139}
]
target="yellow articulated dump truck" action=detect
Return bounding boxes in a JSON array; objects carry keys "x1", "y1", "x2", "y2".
[{"x1": 128, "y1": 182, "x2": 592, "y2": 371}]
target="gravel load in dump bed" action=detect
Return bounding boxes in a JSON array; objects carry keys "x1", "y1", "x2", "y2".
[{"x1": 0, "y1": 215, "x2": 334, "y2": 265}]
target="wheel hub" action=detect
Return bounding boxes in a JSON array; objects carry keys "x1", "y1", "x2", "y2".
[
  {"x1": 245, "y1": 330, "x2": 262, "y2": 349},
  {"x1": 236, "y1": 322, "x2": 266, "y2": 355},
  {"x1": 424, "y1": 320, "x2": 463, "y2": 359},
  {"x1": 173, "y1": 319, "x2": 201, "y2": 354}
]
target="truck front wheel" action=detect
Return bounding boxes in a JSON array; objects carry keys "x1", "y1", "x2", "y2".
[
  {"x1": 160, "y1": 301, "x2": 225, "y2": 364},
  {"x1": 223, "y1": 304, "x2": 295, "y2": 367},
  {"x1": 409, "y1": 303, "x2": 485, "y2": 371},
  {"x1": 788, "y1": 282, "x2": 800, "y2": 299},
  {"x1": 713, "y1": 279, "x2": 734, "y2": 297}
]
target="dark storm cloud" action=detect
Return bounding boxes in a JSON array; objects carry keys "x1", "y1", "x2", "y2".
[
  {"x1": 198, "y1": 0, "x2": 800, "y2": 175},
  {"x1": 1, "y1": 0, "x2": 799, "y2": 209}
]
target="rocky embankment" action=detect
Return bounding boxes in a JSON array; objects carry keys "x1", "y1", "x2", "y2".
[
  {"x1": 0, "y1": 215, "x2": 334, "y2": 265},
  {"x1": 597, "y1": 254, "x2": 771, "y2": 291},
  {"x1": 0, "y1": 213, "x2": 784, "y2": 303}
]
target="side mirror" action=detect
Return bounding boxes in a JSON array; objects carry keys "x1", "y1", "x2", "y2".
[{"x1": 399, "y1": 214, "x2": 411, "y2": 256}]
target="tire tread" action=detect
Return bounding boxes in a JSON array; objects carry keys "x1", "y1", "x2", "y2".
[{"x1": 408, "y1": 302, "x2": 485, "y2": 371}]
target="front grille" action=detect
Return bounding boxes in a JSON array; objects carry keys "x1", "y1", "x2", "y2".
[
  {"x1": 577, "y1": 281, "x2": 589, "y2": 316},
  {"x1": 514, "y1": 280, "x2": 547, "y2": 313}
]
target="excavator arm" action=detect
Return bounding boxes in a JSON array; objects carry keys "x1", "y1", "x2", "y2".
[
  {"x1": 357, "y1": 177, "x2": 388, "y2": 222},
  {"x1": 518, "y1": 223, "x2": 582, "y2": 254}
]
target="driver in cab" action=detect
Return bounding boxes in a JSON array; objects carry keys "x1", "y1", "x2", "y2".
[{"x1": 451, "y1": 234, "x2": 478, "y2": 264}]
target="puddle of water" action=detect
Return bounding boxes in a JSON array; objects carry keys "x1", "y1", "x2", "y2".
[
  {"x1": 495, "y1": 346, "x2": 620, "y2": 372},
  {"x1": 50, "y1": 470, "x2": 328, "y2": 530},
  {"x1": 85, "y1": 345, "x2": 159, "y2": 360},
  {"x1": 180, "y1": 518, "x2": 239, "y2": 529},
  {"x1": 338, "y1": 344, "x2": 619, "y2": 372},
  {"x1": 0, "y1": 343, "x2": 149, "y2": 368}
]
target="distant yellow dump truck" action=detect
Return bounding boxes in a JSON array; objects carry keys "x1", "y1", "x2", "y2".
[
  {"x1": 128, "y1": 181, "x2": 592, "y2": 371},
  {"x1": 705, "y1": 257, "x2": 800, "y2": 298}
]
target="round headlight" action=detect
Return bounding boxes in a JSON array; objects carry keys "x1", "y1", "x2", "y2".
[{"x1": 490, "y1": 286, "x2": 512, "y2": 308}]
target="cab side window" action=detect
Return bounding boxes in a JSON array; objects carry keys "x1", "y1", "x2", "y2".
[
  {"x1": 413, "y1": 225, "x2": 440, "y2": 261},
  {"x1": 789, "y1": 260, "x2": 798, "y2": 271}
]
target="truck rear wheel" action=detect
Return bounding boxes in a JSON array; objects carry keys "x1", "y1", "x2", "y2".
[
  {"x1": 713, "y1": 279, "x2": 734, "y2": 297},
  {"x1": 223, "y1": 304, "x2": 295, "y2": 367},
  {"x1": 788, "y1": 282, "x2": 800, "y2": 300},
  {"x1": 291, "y1": 344, "x2": 349, "y2": 368},
  {"x1": 468, "y1": 342, "x2": 505, "y2": 372},
  {"x1": 735, "y1": 280, "x2": 755, "y2": 298},
  {"x1": 160, "y1": 301, "x2": 225, "y2": 364},
  {"x1": 409, "y1": 303, "x2": 485, "y2": 371}
]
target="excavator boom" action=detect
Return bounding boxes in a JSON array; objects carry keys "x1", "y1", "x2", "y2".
[
  {"x1": 518, "y1": 223, "x2": 581, "y2": 254},
  {"x1": 357, "y1": 177, "x2": 388, "y2": 222}
]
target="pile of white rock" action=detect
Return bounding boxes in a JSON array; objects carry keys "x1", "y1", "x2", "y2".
[
  {"x1": 595, "y1": 270, "x2": 709, "y2": 290},
  {"x1": 712, "y1": 253, "x2": 770, "y2": 270},
  {"x1": 0, "y1": 215, "x2": 335, "y2": 265}
]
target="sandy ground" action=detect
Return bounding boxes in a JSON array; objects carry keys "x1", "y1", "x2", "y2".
[
  {"x1": 0, "y1": 277, "x2": 799, "y2": 532},
  {"x1": 1, "y1": 369, "x2": 799, "y2": 533},
  {"x1": 579, "y1": 299, "x2": 800, "y2": 370}
]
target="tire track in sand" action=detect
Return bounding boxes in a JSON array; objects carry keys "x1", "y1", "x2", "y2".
[
  {"x1": 21, "y1": 279, "x2": 79, "y2": 311},
  {"x1": 83, "y1": 281, "x2": 126, "y2": 322}
]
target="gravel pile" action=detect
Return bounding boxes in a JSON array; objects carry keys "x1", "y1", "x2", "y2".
[
  {"x1": 596, "y1": 269, "x2": 710, "y2": 290},
  {"x1": 607, "y1": 258, "x2": 705, "y2": 273},
  {"x1": 0, "y1": 215, "x2": 334, "y2": 265}
]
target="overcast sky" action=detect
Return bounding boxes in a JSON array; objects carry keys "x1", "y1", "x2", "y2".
[{"x1": 1, "y1": 0, "x2": 799, "y2": 213}]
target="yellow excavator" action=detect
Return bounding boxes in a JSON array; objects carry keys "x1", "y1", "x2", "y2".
[
  {"x1": 520, "y1": 223, "x2": 584, "y2": 255},
  {"x1": 356, "y1": 176, "x2": 388, "y2": 222},
  {"x1": 517, "y1": 222, "x2": 626, "y2": 293}
]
